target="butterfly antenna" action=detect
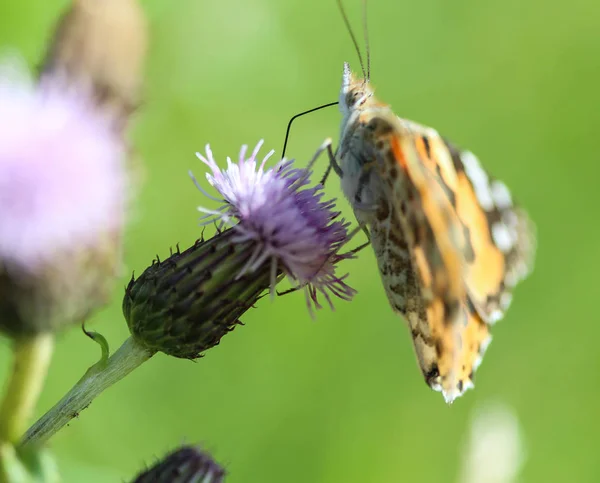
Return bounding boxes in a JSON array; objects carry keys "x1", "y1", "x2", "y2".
[
  {"x1": 362, "y1": 0, "x2": 370, "y2": 80},
  {"x1": 336, "y1": 0, "x2": 367, "y2": 80},
  {"x1": 281, "y1": 102, "x2": 339, "y2": 159}
]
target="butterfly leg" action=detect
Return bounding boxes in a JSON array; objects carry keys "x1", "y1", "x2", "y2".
[
  {"x1": 361, "y1": 224, "x2": 371, "y2": 242},
  {"x1": 326, "y1": 140, "x2": 344, "y2": 178},
  {"x1": 303, "y1": 138, "x2": 341, "y2": 186},
  {"x1": 320, "y1": 140, "x2": 344, "y2": 185},
  {"x1": 305, "y1": 138, "x2": 333, "y2": 171},
  {"x1": 319, "y1": 164, "x2": 332, "y2": 186},
  {"x1": 276, "y1": 286, "x2": 301, "y2": 297},
  {"x1": 349, "y1": 239, "x2": 370, "y2": 255}
]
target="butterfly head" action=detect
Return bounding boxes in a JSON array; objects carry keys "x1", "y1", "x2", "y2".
[{"x1": 339, "y1": 62, "x2": 373, "y2": 119}]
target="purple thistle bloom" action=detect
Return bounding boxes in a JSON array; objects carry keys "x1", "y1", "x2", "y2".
[
  {"x1": 190, "y1": 140, "x2": 356, "y2": 312},
  {"x1": 124, "y1": 140, "x2": 356, "y2": 358},
  {"x1": 0, "y1": 57, "x2": 126, "y2": 273},
  {"x1": 0, "y1": 57, "x2": 128, "y2": 336}
]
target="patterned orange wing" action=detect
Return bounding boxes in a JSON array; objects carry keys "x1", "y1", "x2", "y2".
[
  {"x1": 394, "y1": 120, "x2": 536, "y2": 324},
  {"x1": 345, "y1": 111, "x2": 489, "y2": 402},
  {"x1": 389, "y1": 126, "x2": 491, "y2": 402}
]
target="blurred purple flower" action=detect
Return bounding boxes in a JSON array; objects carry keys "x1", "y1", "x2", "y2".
[
  {"x1": 0, "y1": 57, "x2": 126, "y2": 273},
  {"x1": 190, "y1": 140, "x2": 356, "y2": 312}
]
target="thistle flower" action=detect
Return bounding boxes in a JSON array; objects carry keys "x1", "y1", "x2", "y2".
[
  {"x1": 194, "y1": 140, "x2": 356, "y2": 311},
  {"x1": 131, "y1": 446, "x2": 225, "y2": 483},
  {"x1": 124, "y1": 141, "x2": 356, "y2": 359},
  {"x1": 0, "y1": 58, "x2": 127, "y2": 336}
]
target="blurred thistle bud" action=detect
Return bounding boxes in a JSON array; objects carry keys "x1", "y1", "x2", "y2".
[
  {"x1": 0, "y1": 58, "x2": 128, "y2": 337},
  {"x1": 132, "y1": 446, "x2": 225, "y2": 483},
  {"x1": 123, "y1": 140, "x2": 356, "y2": 359},
  {"x1": 41, "y1": 0, "x2": 148, "y2": 130}
]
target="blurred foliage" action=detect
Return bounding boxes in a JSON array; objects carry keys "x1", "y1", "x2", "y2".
[{"x1": 1, "y1": 0, "x2": 599, "y2": 481}]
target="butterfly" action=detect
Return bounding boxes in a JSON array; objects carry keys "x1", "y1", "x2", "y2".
[{"x1": 327, "y1": 3, "x2": 536, "y2": 403}]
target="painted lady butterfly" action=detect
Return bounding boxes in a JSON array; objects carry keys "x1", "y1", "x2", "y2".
[{"x1": 328, "y1": 5, "x2": 536, "y2": 403}]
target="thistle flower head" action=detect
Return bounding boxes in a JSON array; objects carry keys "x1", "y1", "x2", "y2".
[
  {"x1": 124, "y1": 141, "x2": 356, "y2": 359},
  {"x1": 193, "y1": 140, "x2": 356, "y2": 312},
  {"x1": 0, "y1": 57, "x2": 127, "y2": 335},
  {"x1": 0, "y1": 59, "x2": 125, "y2": 271},
  {"x1": 132, "y1": 446, "x2": 225, "y2": 483}
]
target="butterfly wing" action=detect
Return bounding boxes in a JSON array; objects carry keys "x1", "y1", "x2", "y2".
[
  {"x1": 395, "y1": 119, "x2": 536, "y2": 323},
  {"x1": 350, "y1": 113, "x2": 488, "y2": 402},
  {"x1": 390, "y1": 129, "x2": 490, "y2": 402},
  {"x1": 445, "y1": 144, "x2": 536, "y2": 322}
]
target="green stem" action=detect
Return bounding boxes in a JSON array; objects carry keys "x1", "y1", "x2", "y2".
[
  {"x1": 20, "y1": 336, "x2": 154, "y2": 448},
  {"x1": 0, "y1": 334, "x2": 54, "y2": 444}
]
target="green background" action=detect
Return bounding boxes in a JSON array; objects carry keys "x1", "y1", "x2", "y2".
[{"x1": 1, "y1": 0, "x2": 599, "y2": 481}]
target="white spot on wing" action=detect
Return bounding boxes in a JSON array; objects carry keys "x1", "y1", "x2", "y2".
[
  {"x1": 488, "y1": 309, "x2": 504, "y2": 324},
  {"x1": 462, "y1": 151, "x2": 494, "y2": 211},
  {"x1": 491, "y1": 180, "x2": 513, "y2": 209},
  {"x1": 480, "y1": 334, "x2": 492, "y2": 356},
  {"x1": 431, "y1": 381, "x2": 442, "y2": 392},
  {"x1": 500, "y1": 292, "x2": 513, "y2": 310},
  {"x1": 443, "y1": 388, "x2": 459, "y2": 404},
  {"x1": 492, "y1": 222, "x2": 514, "y2": 252},
  {"x1": 473, "y1": 334, "x2": 493, "y2": 371}
]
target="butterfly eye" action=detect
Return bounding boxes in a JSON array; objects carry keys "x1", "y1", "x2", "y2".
[{"x1": 345, "y1": 91, "x2": 360, "y2": 107}]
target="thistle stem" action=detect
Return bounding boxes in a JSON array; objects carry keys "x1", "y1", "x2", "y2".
[
  {"x1": 20, "y1": 336, "x2": 154, "y2": 448},
  {"x1": 0, "y1": 334, "x2": 54, "y2": 444}
]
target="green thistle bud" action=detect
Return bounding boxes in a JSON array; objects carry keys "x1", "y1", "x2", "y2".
[
  {"x1": 132, "y1": 446, "x2": 225, "y2": 483},
  {"x1": 123, "y1": 228, "x2": 274, "y2": 359},
  {"x1": 0, "y1": 238, "x2": 121, "y2": 337}
]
